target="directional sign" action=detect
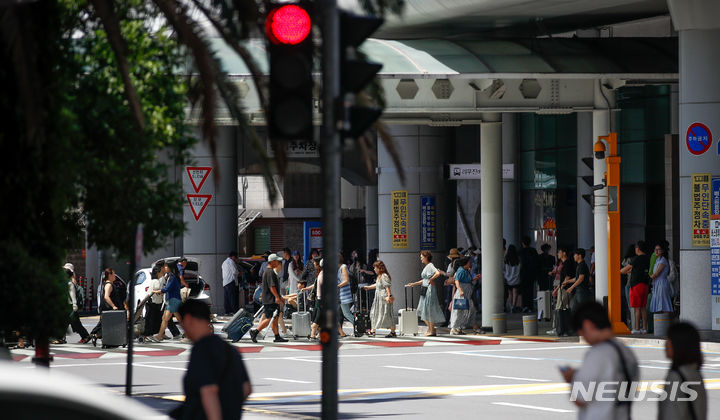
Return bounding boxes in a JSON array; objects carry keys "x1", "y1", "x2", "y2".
[
  {"x1": 187, "y1": 194, "x2": 212, "y2": 221},
  {"x1": 686, "y1": 122, "x2": 712, "y2": 156},
  {"x1": 186, "y1": 167, "x2": 212, "y2": 193}
]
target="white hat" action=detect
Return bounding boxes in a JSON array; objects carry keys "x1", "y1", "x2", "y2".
[
  {"x1": 267, "y1": 253, "x2": 282, "y2": 262},
  {"x1": 63, "y1": 263, "x2": 75, "y2": 273}
]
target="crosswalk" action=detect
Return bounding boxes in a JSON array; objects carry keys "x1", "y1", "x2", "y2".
[{"x1": 8, "y1": 320, "x2": 560, "y2": 362}]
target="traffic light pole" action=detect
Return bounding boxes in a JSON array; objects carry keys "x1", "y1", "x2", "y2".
[{"x1": 319, "y1": 1, "x2": 340, "y2": 419}]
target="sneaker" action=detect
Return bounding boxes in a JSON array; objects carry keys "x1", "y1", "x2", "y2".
[
  {"x1": 180, "y1": 338, "x2": 192, "y2": 344},
  {"x1": 450, "y1": 329, "x2": 459, "y2": 335},
  {"x1": 631, "y1": 329, "x2": 640, "y2": 335},
  {"x1": 273, "y1": 336, "x2": 289, "y2": 343},
  {"x1": 249, "y1": 329, "x2": 259, "y2": 343},
  {"x1": 640, "y1": 329, "x2": 647, "y2": 334},
  {"x1": 546, "y1": 329, "x2": 556, "y2": 335}
]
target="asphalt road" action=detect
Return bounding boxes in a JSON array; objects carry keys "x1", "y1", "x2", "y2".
[{"x1": 9, "y1": 317, "x2": 720, "y2": 419}]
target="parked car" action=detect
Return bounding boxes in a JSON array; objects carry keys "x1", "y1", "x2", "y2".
[
  {"x1": 130, "y1": 257, "x2": 212, "y2": 315},
  {"x1": 0, "y1": 361, "x2": 168, "y2": 419}
]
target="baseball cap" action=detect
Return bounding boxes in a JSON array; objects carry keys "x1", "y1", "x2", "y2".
[
  {"x1": 63, "y1": 263, "x2": 75, "y2": 273},
  {"x1": 267, "y1": 253, "x2": 282, "y2": 262}
]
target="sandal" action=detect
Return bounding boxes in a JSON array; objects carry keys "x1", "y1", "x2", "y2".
[
  {"x1": 367, "y1": 331, "x2": 376, "y2": 337},
  {"x1": 51, "y1": 339, "x2": 66, "y2": 345}
]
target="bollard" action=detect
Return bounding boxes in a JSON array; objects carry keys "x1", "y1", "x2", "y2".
[
  {"x1": 653, "y1": 313, "x2": 670, "y2": 337},
  {"x1": 492, "y1": 313, "x2": 507, "y2": 334},
  {"x1": 523, "y1": 315, "x2": 538, "y2": 336}
]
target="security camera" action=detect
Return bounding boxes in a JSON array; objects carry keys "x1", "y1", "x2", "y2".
[{"x1": 594, "y1": 141, "x2": 606, "y2": 159}]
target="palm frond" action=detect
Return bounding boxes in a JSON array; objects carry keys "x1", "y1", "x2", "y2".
[
  {"x1": 375, "y1": 121, "x2": 405, "y2": 183},
  {"x1": 90, "y1": 0, "x2": 146, "y2": 132}
]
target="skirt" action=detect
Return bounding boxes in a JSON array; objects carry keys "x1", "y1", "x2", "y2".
[
  {"x1": 649, "y1": 277, "x2": 673, "y2": 313},
  {"x1": 370, "y1": 289, "x2": 394, "y2": 329},
  {"x1": 449, "y1": 282, "x2": 476, "y2": 329},
  {"x1": 418, "y1": 284, "x2": 446, "y2": 324}
]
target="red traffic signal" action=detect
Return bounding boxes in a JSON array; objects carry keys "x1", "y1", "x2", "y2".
[{"x1": 265, "y1": 4, "x2": 311, "y2": 45}]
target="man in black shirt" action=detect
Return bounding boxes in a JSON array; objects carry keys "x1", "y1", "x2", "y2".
[
  {"x1": 518, "y1": 236, "x2": 540, "y2": 313},
  {"x1": 178, "y1": 300, "x2": 251, "y2": 420},
  {"x1": 250, "y1": 253, "x2": 288, "y2": 343},
  {"x1": 621, "y1": 241, "x2": 650, "y2": 334},
  {"x1": 563, "y1": 248, "x2": 593, "y2": 310}
]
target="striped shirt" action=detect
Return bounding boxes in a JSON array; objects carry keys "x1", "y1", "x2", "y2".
[{"x1": 338, "y1": 264, "x2": 353, "y2": 304}]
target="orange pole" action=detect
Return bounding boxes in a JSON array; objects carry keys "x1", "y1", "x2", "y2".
[{"x1": 600, "y1": 133, "x2": 630, "y2": 335}]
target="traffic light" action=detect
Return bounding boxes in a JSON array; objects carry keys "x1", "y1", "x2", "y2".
[
  {"x1": 266, "y1": 2, "x2": 314, "y2": 141},
  {"x1": 339, "y1": 12, "x2": 384, "y2": 138}
]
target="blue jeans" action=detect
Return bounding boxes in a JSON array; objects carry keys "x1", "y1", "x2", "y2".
[{"x1": 339, "y1": 303, "x2": 354, "y2": 326}]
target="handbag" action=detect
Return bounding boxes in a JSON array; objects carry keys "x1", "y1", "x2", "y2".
[
  {"x1": 419, "y1": 286, "x2": 428, "y2": 296},
  {"x1": 453, "y1": 298, "x2": 469, "y2": 310},
  {"x1": 180, "y1": 287, "x2": 191, "y2": 303}
]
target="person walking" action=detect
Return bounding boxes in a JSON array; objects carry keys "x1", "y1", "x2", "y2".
[
  {"x1": 152, "y1": 263, "x2": 183, "y2": 342},
  {"x1": 504, "y1": 245, "x2": 521, "y2": 312},
  {"x1": 249, "y1": 254, "x2": 288, "y2": 343},
  {"x1": 89, "y1": 268, "x2": 120, "y2": 346},
  {"x1": 561, "y1": 301, "x2": 639, "y2": 420},
  {"x1": 440, "y1": 248, "x2": 461, "y2": 322},
  {"x1": 518, "y1": 237, "x2": 540, "y2": 313},
  {"x1": 143, "y1": 267, "x2": 164, "y2": 340},
  {"x1": 659, "y1": 322, "x2": 707, "y2": 420},
  {"x1": 407, "y1": 251, "x2": 445, "y2": 336},
  {"x1": 364, "y1": 260, "x2": 395, "y2": 338},
  {"x1": 309, "y1": 257, "x2": 324, "y2": 340},
  {"x1": 288, "y1": 251, "x2": 303, "y2": 295},
  {"x1": 63, "y1": 264, "x2": 90, "y2": 344},
  {"x1": 649, "y1": 242, "x2": 673, "y2": 314},
  {"x1": 337, "y1": 253, "x2": 353, "y2": 337},
  {"x1": 175, "y1": 299, "x2": 251, "y2": 420},
  {"x1": 621, "y1": 241, "x2": 651, "y2": 334},
  {"x1": 221, "y1": 251, "x2": 240, "y2": 316},
  {"x1": 449, "y1": 257, "x2": 476, "y2": 335}
]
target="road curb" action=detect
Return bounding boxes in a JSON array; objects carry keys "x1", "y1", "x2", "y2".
[{"x1": 616, "y1": 336, "x2": 720, "y2": 352}]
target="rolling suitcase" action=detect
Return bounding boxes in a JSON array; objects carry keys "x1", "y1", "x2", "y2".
[
  {"x1": 292, "y1": 291, "x2": 312, "y2": 339},
  {"x1": 226, "y1": 316, "x2": 253, "y2": 342},
  {"x1": 101, "y1": 310, "x2": 127, "y2": 348},
  {"x1": 222, "y1": 308, "x2": 252, "y2": 332},
  {"x1": 398, "y1": 286, "x2": 419, "y2": 336},
  {"x1": 353, "y1": 289, "x2": 371, "y2": 337}
]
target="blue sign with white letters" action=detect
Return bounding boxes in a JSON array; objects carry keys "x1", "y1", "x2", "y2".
[{"x1": 421, "y1": 196, "x2": 436, "y2": 250}]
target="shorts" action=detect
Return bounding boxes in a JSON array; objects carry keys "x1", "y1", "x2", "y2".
[
  {"x1": 629, "y1": 283, "x2": 649, "y2": 308},
  {"x1": 167, "y1": 298, "x2": 182, "y2": 314},
  {"x1": 263, "y1": 303, "x2": 280, "y2": 318}
]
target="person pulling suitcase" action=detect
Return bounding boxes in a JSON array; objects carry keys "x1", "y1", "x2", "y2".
[{"x1": 249, "y1": 254, "x2": 288, "y2": 343}]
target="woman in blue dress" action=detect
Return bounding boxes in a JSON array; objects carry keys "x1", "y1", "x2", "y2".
[
  {"x1": 407, "y1": 251, "x2": 445, "y2": 336},
  {"x1": 649, "y1": 241, "x2": 673, "y2": 313}
]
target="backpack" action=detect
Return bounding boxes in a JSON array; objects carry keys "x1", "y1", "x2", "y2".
[
  {"x1": 74, "y1": 284, "x2": 85, "y2": 309},
  {"x1": 111, "y1": 277, "x2": 127, "y2": 307}
]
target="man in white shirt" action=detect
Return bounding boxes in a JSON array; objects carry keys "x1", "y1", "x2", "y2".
[
  {"x1": 561, "y1": 301, "x2": 639, "y2": 420},
  {"x1": 222, "y1": 251, "x2": 240, "y2": 315}
]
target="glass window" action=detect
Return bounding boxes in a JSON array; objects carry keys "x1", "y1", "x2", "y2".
[
  {"x1": 519, "y1": 114, "x2": 535, "y2": 151},
  {"x1": 620, "y1": 142, "x2": 645, "y2": 184},
  {"x1": 520, "y1": 151, "x2": 535, "y2": 190},
  {"x1": 534, "y1": 150, "x2": 556, "y2": 189},
  {"x1": 536, "y1": 117, "x2": 556, "y2": 149},
  {"x1": 135, "y1": 272, "x2": 146, "y2": 285}
]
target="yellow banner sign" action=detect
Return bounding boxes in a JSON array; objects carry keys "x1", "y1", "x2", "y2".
[
  {"x1": 392, "y1": 190, "x2": 409, "y2": 249},
  {"x1": 692, "y1": 173, "x2": 712, "y2": 248}
]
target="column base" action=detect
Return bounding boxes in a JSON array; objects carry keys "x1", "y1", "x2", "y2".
[{"x1": 612, "y1": 321, "x2": 631, "y2": 335}]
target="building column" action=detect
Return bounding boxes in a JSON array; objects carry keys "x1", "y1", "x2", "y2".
[
  {"x1": 480, "y1": 114, "x2": 504, "y2": 328},
  {"x1": 668, "y1": 0, "x2": 720, "y2": 330},
  {"x1": 183, "y1": 127, "x2": 238, "y2": 314},
  {"x1": 593, "y1": 82, "x2": 613, "y2": 303},
  {"x1": 377, "y1": 126, "x2": 448, "y2": 313},
  {"x1": 365, "y1": 185, "x2": 379, "y2": 254},
  {"x1": 502, "y1": 113, "x2": 518, "y2": 247},
  {"x1": 577, "y1": 112, "x2": 594, "y2": 249}
]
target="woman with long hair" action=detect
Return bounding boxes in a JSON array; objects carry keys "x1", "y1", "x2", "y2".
[
  {"x1": 504, "y1": 245, "x2": 521, "y2": 312},
  {"x1": 336, "y1": 253, "x2": 353, "y2": 337},
  {"x1": 649, "y1": 241, "x2": 673, "y2": 314},
  {"x1": 309, "y1": 257, "x2": 323, "y2": 340},
  {"x1": 288, "y1": 251, "x2": 304, "y2": 295},
  {"x1": 364, "y1": 260, "x2": 395, "y2": 337},
  {"x1": 659, "y1": 322, "x2": 707, "y2": 420},
  {"x1": 407, "y1": 251, "x2": 445, "y2": 336}
]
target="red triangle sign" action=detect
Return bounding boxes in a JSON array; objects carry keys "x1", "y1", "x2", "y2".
[
  {"x1": 187, "y1": 194, "x2": 212, "y2": 221},
  {"x1": 186, "y1": 166, "x2": 212, "y2": 193}
]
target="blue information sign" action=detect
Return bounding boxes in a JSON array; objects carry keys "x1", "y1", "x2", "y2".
[
  {"x1": 421, "y1": 196, "x2": 436, "y2": 250},
  {"x1": 711, "y1": 218, "x2": 720, "y2": 296},
  {"x1": 713, "y1": 178, "x2": 720, "y2": 216}
]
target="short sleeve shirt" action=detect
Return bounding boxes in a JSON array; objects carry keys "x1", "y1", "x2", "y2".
[
  {"x1": 575, "y1": 261, "x2": 591, "y2": 292},
  {"x1": 455, "y1": 266, "x2": 472, "y2": 284},
  {"x1": 573, "y1": 340, "x2": 638, "y2": 420},
  {"x1": 629, "y1": 254, "x2": 650, "y2": 287},
  {"x1": 183, "y1": 334, "x2": 249, "y2": 420},
  {"x1": 261, "y1": 268, "x2": 279, "y2": 305}
]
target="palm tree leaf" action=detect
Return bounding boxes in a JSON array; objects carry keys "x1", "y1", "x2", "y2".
[
  {"x1": 90, "y1": 0, "x2": 146, "y2": 132},
  {"x1": 375, "y1": 121, "x2": 405, "y2": 184}
]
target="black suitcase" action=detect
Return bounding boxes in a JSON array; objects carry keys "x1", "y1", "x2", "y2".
[
  {"x1": 101, "y1": 310, "x2": 127, "y2": 348},
  {"x1": 353, "y1": 289, "x2": 371, "y2": 337}
]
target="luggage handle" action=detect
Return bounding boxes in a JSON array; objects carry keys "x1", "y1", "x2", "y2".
[{"x1": 404, "y1": 284, "x2": 414, "y2": 310}]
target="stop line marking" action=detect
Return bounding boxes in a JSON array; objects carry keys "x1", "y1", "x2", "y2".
[
  {"x1": 491, "y1": 402, "x2": 573, "y2": 413},
  {"x1": 383, "y1": 365, "x2": 431, "y2": 371}
]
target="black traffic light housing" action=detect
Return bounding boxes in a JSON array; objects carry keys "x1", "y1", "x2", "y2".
[
  {"x1": 339, "y1": 12, "x2": 383, "y2": 138},
  {"x1": 266, "y1": 1, "x2": 314, "y2": 141}
]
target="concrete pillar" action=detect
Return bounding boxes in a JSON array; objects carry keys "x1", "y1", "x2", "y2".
[
  {"x1": 592, "y1": 80, "x2": 614, "y2": 303},
  {"x1": 377, "y1": 126, "x2": 448, "y2": 313},
  {"x1": 577, "y1": 112, "x2": 595, "y2": 249},
  {"x1": 365, "y1": 185, "x2": 379, "y2": 253},
  {"x1": 668, "y1": 0, "x2": 720, "y2": 330},
  {"x1": 502, "y1": 113, "x2": 518, "y2": 247},
  {"x1": 480, "y1": 114, "x2": 504, "y2": 328},
  {"x1": 183, "y1": 127, "x2": 238, "y2": 314}
]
